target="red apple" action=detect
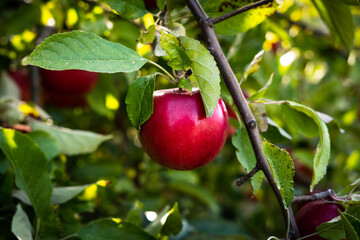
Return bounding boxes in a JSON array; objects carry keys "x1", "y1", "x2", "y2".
[
  {"x1": 144, "y1": 0, "x2": 157, "y2": 10},
  {"x1": 8, "y1": 69, "x2": 31, "y2": 101},
  {"x1": 45, "y1": 92, "x2": 87, "y2": 108},
  {"x1": 140, "y1": 88, "x2": 228, "y2": 170},
  {"x1": 41, "y1": 69, "x2": 98, "y2": 95},
  {"x1": 295, "y1": 200, "x2": 343, "y2": 240}
]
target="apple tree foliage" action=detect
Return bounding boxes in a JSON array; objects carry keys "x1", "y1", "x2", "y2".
[{"x1": 0, "y1": 0, "x2": 360, "y2": 239}]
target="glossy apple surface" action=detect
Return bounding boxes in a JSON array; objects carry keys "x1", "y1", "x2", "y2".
[
  {"x1": 140, "y1": 88, "x2": 228, "y2": 170},
  {"x1": 295, "y1": 200, "x2": 343, "y2": 240},
  {"x1": 41, "y1": 69, "x2": 98, "y2": 94},
  {"x1": 8, "y1": 69, "x2": 30, "y2": 101}
]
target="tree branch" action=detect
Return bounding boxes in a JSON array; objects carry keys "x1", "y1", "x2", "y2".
[
  {"x1": 185, "y1": 1, "x2": 299, "y2": 239},
  {"x1": 292, "y1": 189, "x2": 335, "y2": 203},
  {"x1": 234, "y1": 166, "x2": 259, "y2": 186},
  {"x1": 211, "y1": 0, "x2": 274, "y2": 25}
]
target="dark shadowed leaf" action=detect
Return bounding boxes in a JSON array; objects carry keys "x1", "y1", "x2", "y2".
[
  {"x1": 311, "y1": 0, "x2": 354, "y2": 52},
  {"x1": 77, "y1": 218, "x2": 156, "y2": 240},
  {"x1": 232, "y1": 127, "x2": 264, "y2": 194},
  {"x1": 161, "y1": 202, "x2": 183, "y2": 236},
  {"x1": 0, "y1": 128, "x2": 52, "y2": 216},
  {"x1": 125, "y1": 74, "x2": 156, "y2": 130}
]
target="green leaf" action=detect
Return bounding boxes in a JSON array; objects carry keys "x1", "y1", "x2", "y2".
[
  {"x1": 161, "y1": 202, "x2": 183, "y2": 236},
  {"x1": 317, "y1": 217, "x2": 345, "y2": 240},
  {"x1": 160, "y1": 31, "x2": 191, "y2": 71},
  {"x1": 346, "y1": 213, "x2": 360, "y2": 236},
  {"x1": 0, "y1": 97, "x2": 25, "y2": 125},
  {"x1": 241, "y1": 50, "x2": 264, "y2": 84},
  {"x1": 28, "y1": 119, "x2": 112, "y2": 156},
  {"x1": 338, "y1": 178, "x2": 360, "y2": 196},
  {"x1": 11, "y1": 204, "x2": 33, "y2": 240},
  {"x1": 139, "y1": 25, "x2": 156, "y2": 44},
  {"x1": 262, "y1": 141, "x2": 294, "y2": 208},
  {"x1": 201, "y1": 0, "x2": 279, "y2": 36},
  {"x1": 145, "y1": 206, "x2": 171, "y2": 236},
  {"x1": 340, "y1": 211, "x2": 360, "y2": 240},
  {"x1": 27, "y1": 131, "x2": 61, "y2": 161},
  {"x1": 0, "y1": 128, "x2": 52, "y2": 216},
  {"x1": 167, "y1": 183, "x2": 220, "y2": 215},
  {"x1": 87, "y1": 75, "x2": 120, "y2": 119},
  {"x1": 24, "y1": 31, "x2": 148, "y2": 73},
  {"x1": 248, "y1": 73, "x2": 273, "y2": 101},
  {"x1": 0, "y1": 72, "x2": 21, "y2": 99},
  {"x1": 249, "y1": 102, "x2": 268, "y2": 133},
  {"x1": 342, "y1": 0, "x2": 360, "y2": 5},
  {"x1": 125, "y1": 75, "x2": 156, "y2": 130},
  {"x1": 179, "y1": 36, "x2": 221, "y2": 117},
  {"x1": 126, "y1": 200, "x2": 144, "y2": 226},
  {"x1": 282, "y1": 101, "x2": 330, "y2": 191},
  {"x1": 178, "y1": 79, "x2": 193, "y2": 92},
  {"x1": 77, "y1": 218, "x2": 156, "y2": 240},
  {"x1": 311, "y1": 0, "x2": 354, "y2": 52},
  {"x1": 232, "y1": 127, "x2": 264, "y2": 194},
  {"x1": 13, "y1": 184, "x2": 90, "y2": 206},
  {"x1": 106, "y1": 0, "x2": 147, "y2": 19}
]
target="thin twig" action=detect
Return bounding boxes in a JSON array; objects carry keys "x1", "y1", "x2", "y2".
[
  {"x1": 211, "y1": 0, "x2": 274, "y2": 25},
  {"x1": 185, "y1": 1, "x2": 299, "y2": 239},
  {"x1": 234, "y1": 166, "x2": 260, "y2": 186},
  {"x1": 292, "y1": 189, "x2": 335, "y2": 203}
]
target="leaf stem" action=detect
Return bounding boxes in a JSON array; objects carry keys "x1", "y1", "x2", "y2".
[
  {"x1": 148, "y1": 60, "x2": 177, "y2": 83},
  {"x1": 59, "y1": 233, "x2": 78, "y2": 240},
  {"x1": 35, "y1": 218, "x2": 40, "y2": 240}
]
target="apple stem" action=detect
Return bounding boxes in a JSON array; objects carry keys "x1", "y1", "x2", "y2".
[
  {"x1": 185, "y1": 1, "x2": 299, "y2": 239},
  {"x1": 148, "y1": 60, "x2": 177, "y2": 84}
]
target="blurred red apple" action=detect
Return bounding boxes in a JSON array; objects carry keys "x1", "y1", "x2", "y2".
[
  {"x1": 8, "y1": 69, "x2": 31, "y2": 101},
  {"x1": 140, "y1": 88, "x2": 228, "y2": 170},
  {"x1": 295, "y1": 200, "x2": 343, "y2": 240},
  {"x1": 41, "y1": 69, "x2": 98, "y2": 95}
]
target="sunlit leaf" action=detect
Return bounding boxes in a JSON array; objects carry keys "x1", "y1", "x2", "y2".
[
  {"x1": 201, "y1": 0, "x2": 279, "y2": 35},
  {"x1": 106, "y1": 0, "x2": 147, "y2": 20},
  {"x1": 281, "y1": 101, "x2": 330, "y2": 191},
  {"x1": 160, "y1": 31, "x2": 191, "y2": 71},
  {"x1": 262, "y1": 141, "x2": 294, "y2": 208},
  {"x1": 179, "y1": 36, "x2": 221, "y2": 117}
]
